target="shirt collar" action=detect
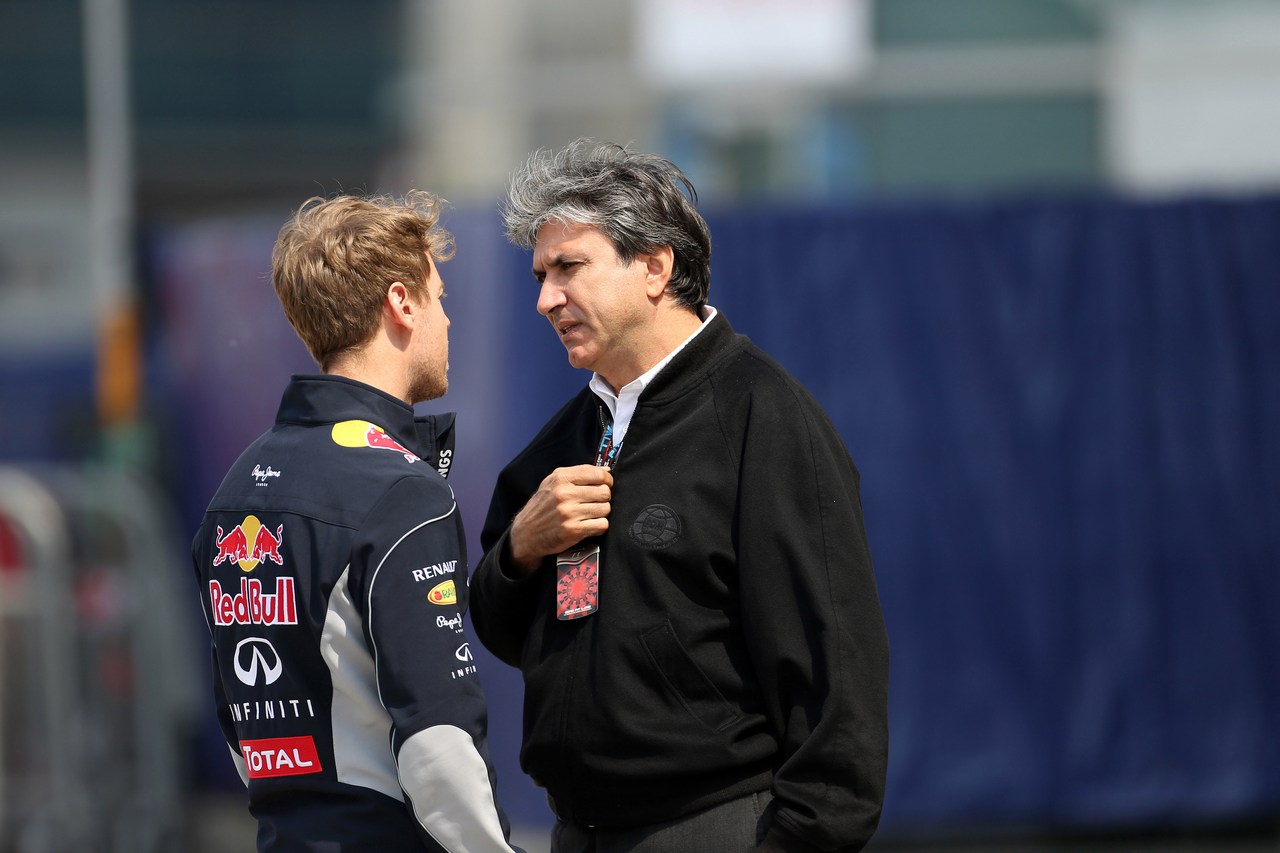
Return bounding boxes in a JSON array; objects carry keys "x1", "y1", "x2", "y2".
[{"x1": 589, "y1": 305, "x2": 717, "y2": 446}]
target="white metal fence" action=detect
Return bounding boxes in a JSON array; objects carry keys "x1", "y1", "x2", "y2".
[{"x1": 0, "y1": 465, "x2": 199, "y2": 853}]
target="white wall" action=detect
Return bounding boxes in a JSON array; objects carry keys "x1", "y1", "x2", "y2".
[{"x1": 1103, "y1": 0, "x2": 1280, "y2": 193}]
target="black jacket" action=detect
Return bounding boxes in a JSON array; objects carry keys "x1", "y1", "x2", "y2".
[
  {"x1": 472, "y1": 314, "x2": 889, "y2": 851},
  {"x1": 192, "y1": 374, "x2": 519, "y2": 853}
]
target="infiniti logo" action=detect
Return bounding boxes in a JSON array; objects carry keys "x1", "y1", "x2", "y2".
[
  {"x1": 234, "y1": 637, "x2": 284, "y2": 686},
  {"x1": 455, "y1": 642, "x2": 473, "y2": 663}
]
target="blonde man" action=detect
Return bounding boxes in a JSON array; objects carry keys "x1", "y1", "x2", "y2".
[{"x1": 193, "y1": 192, "x2": 523, "y2": 853}]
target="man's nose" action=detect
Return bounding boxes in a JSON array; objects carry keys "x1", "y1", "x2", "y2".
[{"x1": 537, "y1": 281, "x2": 565, "y2": 317}]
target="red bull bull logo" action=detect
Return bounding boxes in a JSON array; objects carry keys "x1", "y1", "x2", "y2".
[
  {"x1": 210, "y1": 576, "x2": 298, "y2": 626},
  {"x1": 213, "y1": 515, "x2": 285, "y2": 572},
  {"x1": 331, "y1": 420, "x2": 420, "y2": 463}
]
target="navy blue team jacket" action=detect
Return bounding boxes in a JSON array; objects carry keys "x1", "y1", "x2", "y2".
[{"x1": 192, "y1": 374, "x2": 520, "y2": 853}]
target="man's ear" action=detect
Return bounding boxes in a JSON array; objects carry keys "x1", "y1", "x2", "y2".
[
  {"x1": 385, "y1": 281, "x2": 415, "y2": 329},
  {"x1": 643, "y1": 245, "x2": 674, "y2": 299}
]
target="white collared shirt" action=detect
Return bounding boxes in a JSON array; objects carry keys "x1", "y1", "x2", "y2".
[{"x1": 589, "y1": 305, "x2": 718, "y2": 448}]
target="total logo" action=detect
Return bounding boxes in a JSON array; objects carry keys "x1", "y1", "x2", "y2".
[
  {"x1": 331, "y1": 420, "x2": 420, "y2": 463},
  {"x1": 213, "y1": 515, "x2": 284, "y2": 572},
  {"x1": 240, "y1": 736, "x2": 322, "y2": 779}
]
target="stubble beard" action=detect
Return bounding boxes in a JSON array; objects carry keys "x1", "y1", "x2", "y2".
[{"x1": 408, "y1": 358, "x2": 448, "y2": 404}]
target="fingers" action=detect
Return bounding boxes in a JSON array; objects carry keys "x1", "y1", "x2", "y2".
[
  {"x1": 507, "y1": 465, "x2": 614, "y2": 573},
  {"x1": 544, "y1": 472, "x2": 612, "y2": 507},
  {"x1": 556, "y1": 464, "x2": 614, "y2": 487},
  {"x1": 539, "y1": 466, "x2": 613, "y2": 515}
]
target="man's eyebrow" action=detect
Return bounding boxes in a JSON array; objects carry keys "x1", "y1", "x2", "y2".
[{"x1": 532, "y1": 252, "x2": 576, "y2": 276}]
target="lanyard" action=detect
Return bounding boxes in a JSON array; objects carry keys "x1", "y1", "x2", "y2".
[
  {"x1": 555, "y1": 409, "x2": 617, "y2": 622},
  {"x1": 594, "y1": 419, "x2": 621, "y2": 470}
]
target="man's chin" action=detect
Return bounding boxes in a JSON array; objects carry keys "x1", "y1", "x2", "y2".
[
  {"x1": 410, "y1": 376, "x2": 448, "y2": 405},
  {"x1": 565, "y1": 348, "x2": 594, "y2": 373}
]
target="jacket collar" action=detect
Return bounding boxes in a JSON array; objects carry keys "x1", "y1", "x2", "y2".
[
  {"x1": 635, "y1": 310, "x2": 741, "y2": 405},
  {"x1": 276, "y1": 374, "x2": 423, "y2": 454}
]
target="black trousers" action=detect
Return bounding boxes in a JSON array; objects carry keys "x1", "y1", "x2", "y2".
[{"x1": 550, "y1": 791, "x2": 774, "y2": 853}]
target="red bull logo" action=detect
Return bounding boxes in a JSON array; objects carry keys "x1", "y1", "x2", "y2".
[
  {"x1": 331, "y1": 420, "x2": 420, "y2": 463},
  {"x1": 213, "y1": 515, "x2": 284, "y2": 572},
  {"x1": 210, "y1": 576, "x2": 298, "y2": 626}
]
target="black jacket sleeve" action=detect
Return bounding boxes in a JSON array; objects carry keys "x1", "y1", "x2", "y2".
[
  {"x1": 729, "y1": 363, "x2": 890, "y2": 851},
  {"x1": 470, "y1": 468, "x2": 546, "y2": 667},
  {"x1": 471, "y1": 391, "x2": 599, "y2": 667}
]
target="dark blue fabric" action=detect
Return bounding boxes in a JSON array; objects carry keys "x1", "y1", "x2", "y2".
[
  {"x1": 124, "y1": 192, "x2": 1280, "y2": 834},
  {"x1": 702, "y1": 195, "x2": 1280, "y2": 830},
  {"x1": 0, "y1": 348, "x2": 96, "y2": 462}
]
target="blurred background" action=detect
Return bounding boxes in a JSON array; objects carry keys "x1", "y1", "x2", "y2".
[{"x1": 1, "y1": 0, "x2": 1278, "y2": 850}]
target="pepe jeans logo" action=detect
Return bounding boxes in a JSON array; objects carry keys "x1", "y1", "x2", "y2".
[
  {"x1": 251, "y1": 465, "x2": 281, "y2": 486},
  {"x1": 629, "y1": 504, "x2": 682, "y2": 550}
]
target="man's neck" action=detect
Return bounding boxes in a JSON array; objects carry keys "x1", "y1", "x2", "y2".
[
  {"x1": 327, "y1": 346, "x2": 411, "y2": 405},
  {"x1": 597, "y1": 305, "x2": 706, "y2": 393}
]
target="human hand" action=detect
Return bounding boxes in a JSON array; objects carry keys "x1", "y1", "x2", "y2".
[{"x1": 507, "y1": 465, "x2": 614, "y2": 575}]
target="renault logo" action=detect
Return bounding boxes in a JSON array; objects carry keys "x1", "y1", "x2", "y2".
[{"x1": 234, "y1": 637, "x2": 283, "y2": 686}]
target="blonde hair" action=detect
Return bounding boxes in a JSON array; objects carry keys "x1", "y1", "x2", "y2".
[{"x1": 271, "y1": 190, "x2": 455, "y2": 369}]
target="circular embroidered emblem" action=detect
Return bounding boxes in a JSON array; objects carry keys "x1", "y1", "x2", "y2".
[{"x1": 629, "y1": 504, "x2": 682, "y2": 549}]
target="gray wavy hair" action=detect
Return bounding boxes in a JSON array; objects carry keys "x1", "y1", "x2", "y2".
[{"x1": 501, "y1": 139, "x2": 712, "y2": 311}]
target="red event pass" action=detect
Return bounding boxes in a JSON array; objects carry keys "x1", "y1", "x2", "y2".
[
  {"x1": 553, "y1": 417, "x2": 615, "y2": 621},
  {"x1": 556, "y1": 543, "x2": 600, "y2": 620}
]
